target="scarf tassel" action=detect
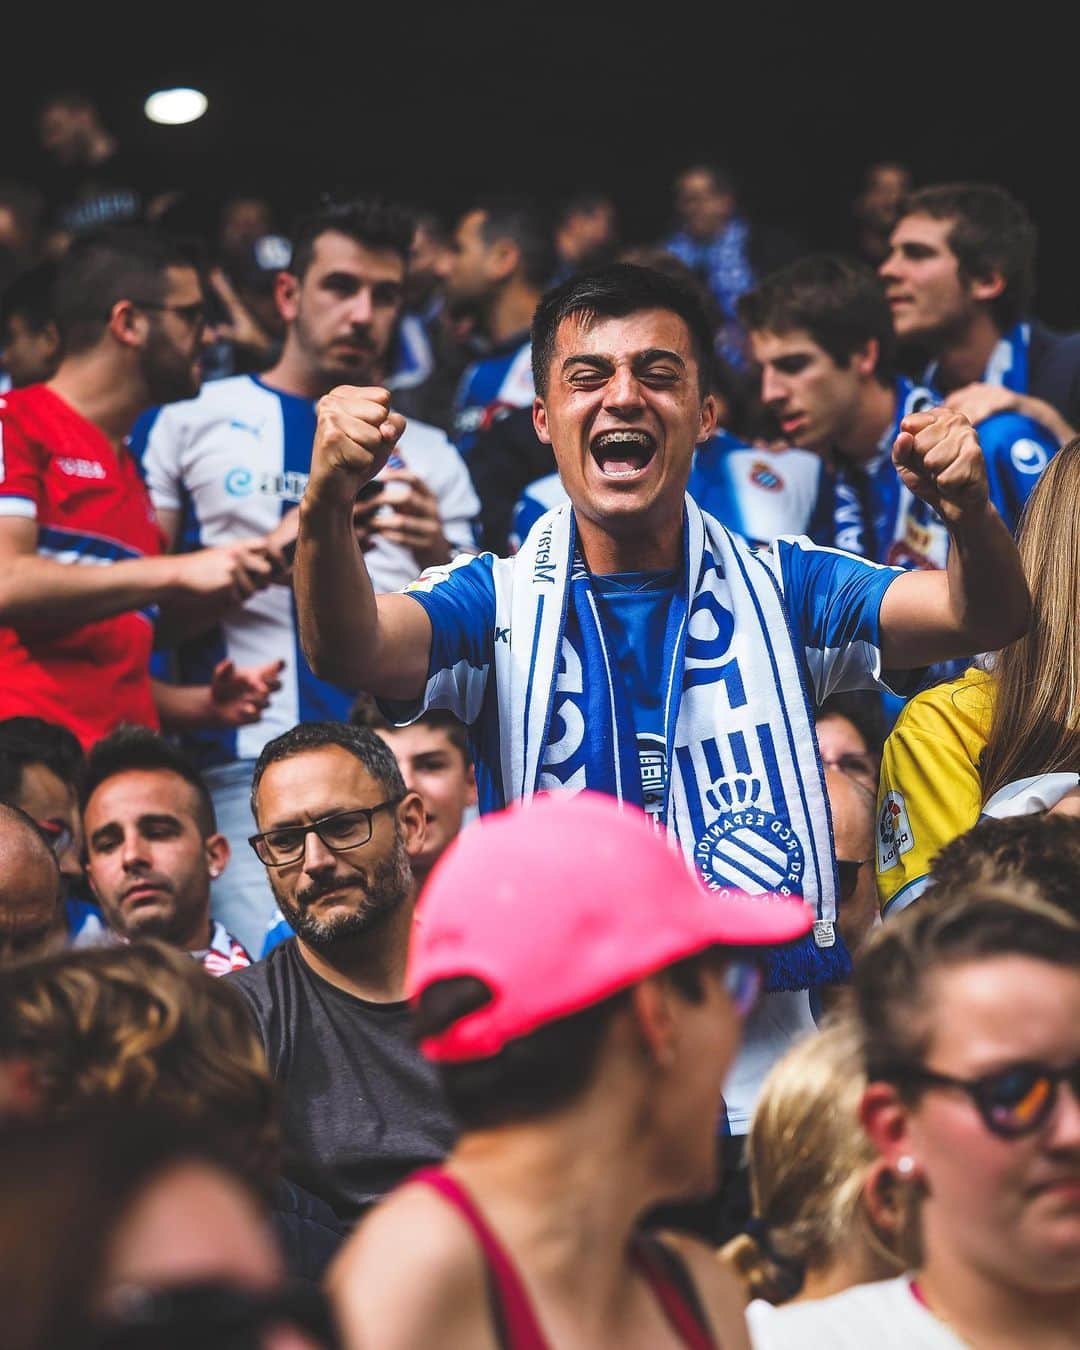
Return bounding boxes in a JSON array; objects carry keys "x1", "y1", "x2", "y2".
[{"x1": 764, "y1": 928, "x2": 852, "y2": 994}]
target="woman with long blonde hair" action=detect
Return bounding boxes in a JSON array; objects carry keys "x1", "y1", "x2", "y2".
[{"x1": 877, "y1": 436, "x2": 1080, "y2": 917}]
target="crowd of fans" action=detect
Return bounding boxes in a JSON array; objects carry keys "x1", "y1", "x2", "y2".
[{"x1": 1, "y1": 89, "x2": 1078, "y2": 1348}]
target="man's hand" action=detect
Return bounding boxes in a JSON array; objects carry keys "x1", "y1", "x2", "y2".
[
  {"x1": 171, "y1": 540, "x2": 275, "y2": 604},
  {"x1": 307, "y1": 386, "x2": 407, "y2": 509},
  {"x1": 209, "y1": 657, "x2": 285, "y2": 726},
  {"x1": 893, "y1": 407, "x2": 989, "y2": 526},
  {"x1": 358, "y1": 468, "x2": 452, "y2": 570},
  {"x1": 264, "y1": 509, "x2": 300, "y2": 582},
  {"x1": 943, "y1": 382, "x2": 1018, "y2": 427}
]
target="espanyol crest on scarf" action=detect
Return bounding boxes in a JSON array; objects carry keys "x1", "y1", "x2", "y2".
[{"x1": 499, "y1": 496, "x2": 846, "y2": 993}]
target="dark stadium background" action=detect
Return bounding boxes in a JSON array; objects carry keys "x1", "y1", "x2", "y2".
[{"x1": 4, "y1": 4, "x2": 1075, "y2": 326}]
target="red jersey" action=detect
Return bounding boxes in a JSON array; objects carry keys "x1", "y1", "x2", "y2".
[{"x1": 0, "y1": 385, "x2": 165, "y2": 746}]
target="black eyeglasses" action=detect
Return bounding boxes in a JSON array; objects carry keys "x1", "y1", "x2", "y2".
[
  {"x1": 132, "y1": 298, "x2": 208, "y2": 328},
  {"x1": 886, "y1": 1058, "x2": 1080, "y2": 1138},
  {"x1": 91, "y1": 1278, "x2": 339, "y2": 1348},
  {"x1": 249, "y1": 798, "x2": 403, "y2": 867}
]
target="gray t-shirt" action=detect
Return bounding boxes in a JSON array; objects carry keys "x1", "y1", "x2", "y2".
[{"x1": 229, "y1": 940, "x2": 457, "y2": 1223}]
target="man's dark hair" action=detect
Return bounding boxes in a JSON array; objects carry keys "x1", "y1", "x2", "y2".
[
  {"x1": 531, "y1": 262, "x2": 717, "y2": 399},
  {"x1": 0, "y1": 717, "x2": 84, "y2": 805},
  {"x1": 413, "y1": 953, "x2": 719, "y2": 1130},
  {"x1": 52, "y1": 225, "x2": 197, "y2": 356},
  {"x1": 899, "y1": 182, "x2": 1037, "y2": 331},
  {"x1": 82, "y1": 727, "x2": 216, "y2": 837},
  {"x1": 350, "y1": 695, "x2": 472, "y2": 764},
  {"x1": 558, "y1": 192, "x2": 614, "y2": 226},
  {"x1": 287, "y1": 199, "x2": 415, "y2": 280},
  {"x1": 250, "y1": 721, "x2": 406, "y2": 819},
  {"x1": 0, "y1": 262, "x2": 58, "y2": 337},
  {"x1": 473, "y1": 196, "x2": 555, "y2": 290},
  {"x1": 928, "y1": 814, "x2": 1080, "y2": 922},
  {"x1": 737, "y1": 254, "x2": 897, "y2": 384}
]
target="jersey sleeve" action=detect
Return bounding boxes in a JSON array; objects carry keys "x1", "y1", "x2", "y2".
[
  {"x1": 978, "y1": 412, "x2": 1058, "y2": 530},
  {"x1": 379, "y1": 552, "x2": 497, "y2": 726},
  {"x1": 131, "y1": 404, "x2": 185, "y2": 514},
  {"x1": 875, "y1": 679, "x2": 987, "y2": 916},
  {"x1": 762, "y1": 535, "x2": 909, "y2": 703},
  {"x1": 0, "y1": 403, "x2": 44, "y2": 520}
]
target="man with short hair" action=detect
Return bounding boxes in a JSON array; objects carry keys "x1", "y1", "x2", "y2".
[
  {"x1": 0, "y1": 801, "x2": 67, "y2": 966},
  {"x1": 295, "y1": 261, "x2": 1030, "y2": 1137},
  {"x1": 134, "y1": 199, "x2": 479, "y2": 952},
  {"x1": 441, "y1": 196, "x2": 552, "y2": 457},
  {"x1": 231, "y1": 721, "x2": 456, "y2": 1225},
  {"x1": 0, "y1": 715, "x2": 106, "y2": 947},
  {"x1": 356, "y1": 701, "x2": 477, "y2": 888},
  {"x1": 0, "y1": 225, "x2": 278, "y2": 748},
  {"x1": 928, "y1": 813, "x2": 1080, "y2": 923},
  {"x1": 740, "y1": 253, "x2": 1058, "y2": 570},
  {"x1": 82, "y1": 726, "x2": 250, "y2": 975},
  {"x1": 553, "y1": 191, "x2": 619, "y2": 280},
  {"x1": 328, "y1": 791, "x2": 811, "y2": 1347},
  {"x1": 0, "y1": 262, "x2": 61, "y2": 389},
  {"x1": 881, "y1": 182, "x2": 1080, "y2": 445}
]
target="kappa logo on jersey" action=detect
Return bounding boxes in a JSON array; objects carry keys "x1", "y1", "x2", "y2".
[
  {"x1": 1010, "y1": 438, "x2": 1049, "y2": 476},
  {"x1": 694, "y1": 775, "x2": 805, "y2": 898},
  {"x1": 749, "y1": 461, "x2": 784, "y2": 492},
  {"x1": 877, "y1": 790, "x2": 914, "y2": 872},
  {"x1": 55, "y1": 457, "x2": 106, "y2": 480}
]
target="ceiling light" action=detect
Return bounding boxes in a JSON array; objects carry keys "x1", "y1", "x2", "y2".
[{"x1": 144, "y1": 88, "x2": 208, "y2": 126}]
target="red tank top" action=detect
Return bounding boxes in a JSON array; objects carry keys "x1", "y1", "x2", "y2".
[{"x1": 411, "y1": 1167, "x2": 719, "y2": 1350}]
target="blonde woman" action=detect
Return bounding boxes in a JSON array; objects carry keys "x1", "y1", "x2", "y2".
[
  {"x1": 722, "y1": 1017, "x2": 909, "y2": 1307},
  {"x1": 877, "y1": 436, "x2": 1080, "y2": 917}
]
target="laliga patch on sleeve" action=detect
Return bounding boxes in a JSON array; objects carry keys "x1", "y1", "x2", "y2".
[
  {"x1": 877, "y1": 790, "x2": 914, "y2": 872},
  {"x1": 1010, "y1": 438, "x2": 1048, "y2": 475}
]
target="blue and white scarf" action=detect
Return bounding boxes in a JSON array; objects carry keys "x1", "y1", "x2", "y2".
[
  {"x1": 924, "y1": 321, "x2": 1030, "y2": 396},
  {"x1": 499, "y1": 497, "x2": 845, "y2": 991}
]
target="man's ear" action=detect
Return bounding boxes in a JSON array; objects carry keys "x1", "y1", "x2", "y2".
[
  {"x1": 852, "y1": 337, "x2": 880, "y2": 380},
  {"x1": 205, "y1": 832, "x2": 231, "y2": 881},
  {"x1": 275, "y1": 270, "x2": 301, "y2": 323},
  {"x1": 533, "y1": 395, "x2": 552, "y2": 445},
  {"x1": 107, "y1": 299, "x2": 145, "y2": 350},
  {"x1": 696, "y1": 392, "x2": 720, "y2": 444},
  {"x1": 630, "y1": 977, "x2": 678, "y2": 1067},
  {"x1": 968, "y1": 269, "x2": 1006, "y2": 306},
  {"x1": 488, "y1": 237, "x2": 521, "y2": 284},
  {"x1": 398, "y1": 790, "x2": 427, "y2": 861}
]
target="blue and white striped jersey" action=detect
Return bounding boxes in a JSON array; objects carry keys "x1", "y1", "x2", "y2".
[
  {"x1": 133, "y1": 374, "x2": 480, "y2": 769},
  {"x1": 452, "y1": 337, "x2": 535, "y2": 456},
  {"x1": 511, "y1": 432, "x2": 822, "y2": 550}
]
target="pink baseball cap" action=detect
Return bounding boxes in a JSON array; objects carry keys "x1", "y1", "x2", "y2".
[{"x1": 407, "y1": 791, "x2": 813, "y2": 1063}]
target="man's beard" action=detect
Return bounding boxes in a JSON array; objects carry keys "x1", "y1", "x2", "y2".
[
  {"x1": 142, "y1": 326, "x2": 200, "y2": 405},
  {"x1": 274, "y1": 837, "x2": 411, "y2": 952}
]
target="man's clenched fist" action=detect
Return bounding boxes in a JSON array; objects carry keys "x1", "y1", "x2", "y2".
[
  {"x1": 307, "y1": 386, "x2": 407, "y2": 506},
  {"x1": 893, "y1": 406, "x2": 990, "y2": 525}
]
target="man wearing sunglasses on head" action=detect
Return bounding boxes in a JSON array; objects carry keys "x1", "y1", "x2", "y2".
[{"x1": 230, "y1": 720, "x2": 457, "y2": 1233}]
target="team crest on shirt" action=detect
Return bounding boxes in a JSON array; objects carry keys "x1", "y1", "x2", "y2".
[
  {"x1": 694, "y1": 775, "x2": 805, "y2": 897},
  {"x1": 749, "y1": 461, "x2": 784, "y2": 492},
  {"x1": 877, "y1": 790, "x2": 913, "y2": 872}
]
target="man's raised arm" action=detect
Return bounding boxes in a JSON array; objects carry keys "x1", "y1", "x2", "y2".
[
  {"x1": 879, "y1": 407, "x2": 1031, "y2": 670},
  {"x1": 295, "y1": 386, "x2": 434, "y2": 700}
]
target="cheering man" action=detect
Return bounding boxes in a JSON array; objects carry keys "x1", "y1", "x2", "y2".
[{"x1": 295, "y1": 263, "x2": 1029, "y2": 1138}]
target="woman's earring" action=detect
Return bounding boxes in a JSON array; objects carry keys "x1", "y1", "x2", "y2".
[{"x1": 896, "y1": 1155, "x2": 916, "y2": 1177}]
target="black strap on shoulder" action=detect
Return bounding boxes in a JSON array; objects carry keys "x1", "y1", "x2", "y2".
[{"x1": 633, "y1": 1232, "x2": 715, "y2": 1343}]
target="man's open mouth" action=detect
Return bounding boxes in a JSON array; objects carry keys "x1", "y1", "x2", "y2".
[{"x1": 590, "y1": 429, "x2": 657, "y2": 478}]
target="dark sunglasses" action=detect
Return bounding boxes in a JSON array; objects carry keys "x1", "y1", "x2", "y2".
[
  {"x1": 835, "y1": 858, "x2": 869, "y2": 903},
  {"x1": 887, "y1": 1058, "x2": 1080, "y2": 1139},
  {"x1": 91, "y1": 1278, "x2": 338, "y2": 1349}
]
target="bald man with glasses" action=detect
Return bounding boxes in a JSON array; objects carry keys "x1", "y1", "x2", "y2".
[{"x1": 229, "y1": 719, "x2": 456, "y2": 1233}]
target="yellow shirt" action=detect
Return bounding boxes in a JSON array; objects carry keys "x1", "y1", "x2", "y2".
[{"x1": 875, "y1": 667, "x2": 994, "y2": 915}]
